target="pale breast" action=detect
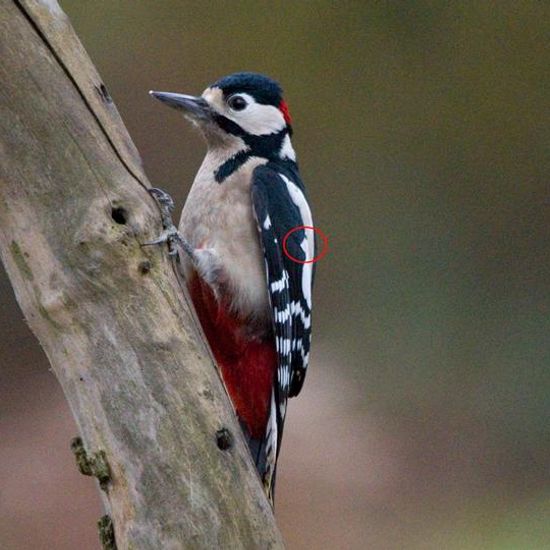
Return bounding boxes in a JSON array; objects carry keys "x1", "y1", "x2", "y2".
[{"x1": 179, "y1": 154, "x2": 271, "y2": 324}]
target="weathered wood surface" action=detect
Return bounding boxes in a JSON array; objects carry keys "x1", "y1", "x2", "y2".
[{"x1": 0, "y1": 0, "x2": 284, "y2": 548}]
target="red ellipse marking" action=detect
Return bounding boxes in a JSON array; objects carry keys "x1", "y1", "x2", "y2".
[{"x1": 282, "y1": 225, "x2": 329, "y2": 264}]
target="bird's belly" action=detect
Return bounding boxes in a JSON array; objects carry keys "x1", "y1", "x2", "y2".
[
  {"x1": 179, "y1": 157, "x2": 270, "y2": 324},
  {"x1": 188, "y1": 273, "x2": 276, "y2": 437}
]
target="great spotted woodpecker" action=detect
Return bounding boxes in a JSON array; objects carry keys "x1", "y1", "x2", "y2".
[{"x1": 149, "y1": 73, "x2": 314, "y2": 501}]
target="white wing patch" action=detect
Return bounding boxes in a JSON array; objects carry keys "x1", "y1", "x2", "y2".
[
  {"x1": 275, "y1": 307, "x2": 290, "y2": 324},
  {"x1": 280, "y1": 175, "x2": 314, "y2": 309},
  {"x1": 270, "y1": 270, "x2": 289, "y2": 293},
  {"x1": 290, "y1": 300, "x2": 312, "y2": 329}
]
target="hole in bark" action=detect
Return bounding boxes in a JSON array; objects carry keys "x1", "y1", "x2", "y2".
[
  {"x1": 138, "y1": 260, "x2": 151, "y2": 275},
  {"x1": 111, "y1": 207, "x2": 127, "y2": 225},
  {"x1": 96, "y1": 83, "x2": 113, "y2": 103},
  {"x1": 216, "y1": 428, "x2": 233, "y2": 451}
]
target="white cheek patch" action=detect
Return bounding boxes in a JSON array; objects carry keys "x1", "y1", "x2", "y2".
[
  {"x1": 231, "y1": 94, "x2": 286, "y2": 135},
  {"x1": 204, "y1": 89, "x2": 286, "y2": 136}
]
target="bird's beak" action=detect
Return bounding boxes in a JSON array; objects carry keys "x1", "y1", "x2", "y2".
[{"x1": 149, "y1": 91, "x2": 212, "y2": 121}]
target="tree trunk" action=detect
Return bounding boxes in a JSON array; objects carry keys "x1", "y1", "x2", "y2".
[{"x1": 0, "y1": 0, "x2": 284, "y2": 548}]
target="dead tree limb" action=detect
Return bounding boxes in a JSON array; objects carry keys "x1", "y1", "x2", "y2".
[{"x1": 0, "y1": 0, "x2": 284, "y2": 547}]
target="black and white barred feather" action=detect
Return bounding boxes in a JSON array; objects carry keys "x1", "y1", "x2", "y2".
[{"x1": 252, "y1": 161, "x2": 314, "y2": 495}]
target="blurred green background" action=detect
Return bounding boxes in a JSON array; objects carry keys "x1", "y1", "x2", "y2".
[{"x1": 1, "y1": 1, "x2": 549, "y2": 549}]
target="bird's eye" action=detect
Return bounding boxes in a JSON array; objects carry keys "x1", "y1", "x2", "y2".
[{"x1": 228, "y1": 95, "x2": 248, "y2": 111}]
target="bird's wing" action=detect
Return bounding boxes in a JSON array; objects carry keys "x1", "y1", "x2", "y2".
[{"x1": 251, "y1": 163, "x2": 314, "y2": 438}]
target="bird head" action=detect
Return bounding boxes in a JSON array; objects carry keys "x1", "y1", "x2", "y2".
[{"x1": 150, "y1": 72, "x2": 293, "y2": 147}]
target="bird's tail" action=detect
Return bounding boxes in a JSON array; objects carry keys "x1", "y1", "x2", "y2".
[
  {"x1": 240, "y1": 421, "x2": 277, "y2": 504},
  {"x1": 240, "y1": 390, "x2": 279, "y2": 504}
]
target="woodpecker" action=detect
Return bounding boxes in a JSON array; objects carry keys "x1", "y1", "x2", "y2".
[{"x1": 148, "y1": 72, "x2": 314, "y2": 501}]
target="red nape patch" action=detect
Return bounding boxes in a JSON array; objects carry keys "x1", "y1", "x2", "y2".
[
  {"x1": 279, "y1": 100, "x2": 292, "y2": 125},
  {"x1": 189, "y1": 274, "x2": 277, "y2": 438}
]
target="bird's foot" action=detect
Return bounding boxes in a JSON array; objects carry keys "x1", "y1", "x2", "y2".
[
  {"x1": 149, "y1": 187, "x2": 174, "y2": 223},
  {"x1": 143, "y1": 225, "x2": 182, "y2": 256},
  {"x1": 142, "y1": 187, "x2": 193, "y2": 257}
]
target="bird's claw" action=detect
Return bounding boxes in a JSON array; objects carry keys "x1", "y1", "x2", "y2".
[
  {"x1": 148, "y1": 187, "x2": 175, "y2": 229},
  {"x1": 143, "y1": 187, "x2": 187, "y2": 257},
  {"x1": 149, "y1": 187, "x2": 175, "y2": 213},
  {"x1": 143, "y1": 225, "x2": 181, "y2": 256}
]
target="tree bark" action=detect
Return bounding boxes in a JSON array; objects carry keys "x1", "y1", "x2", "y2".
[{"x1": 0, "y1": 1, "x2": 284, "y2": 548}]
